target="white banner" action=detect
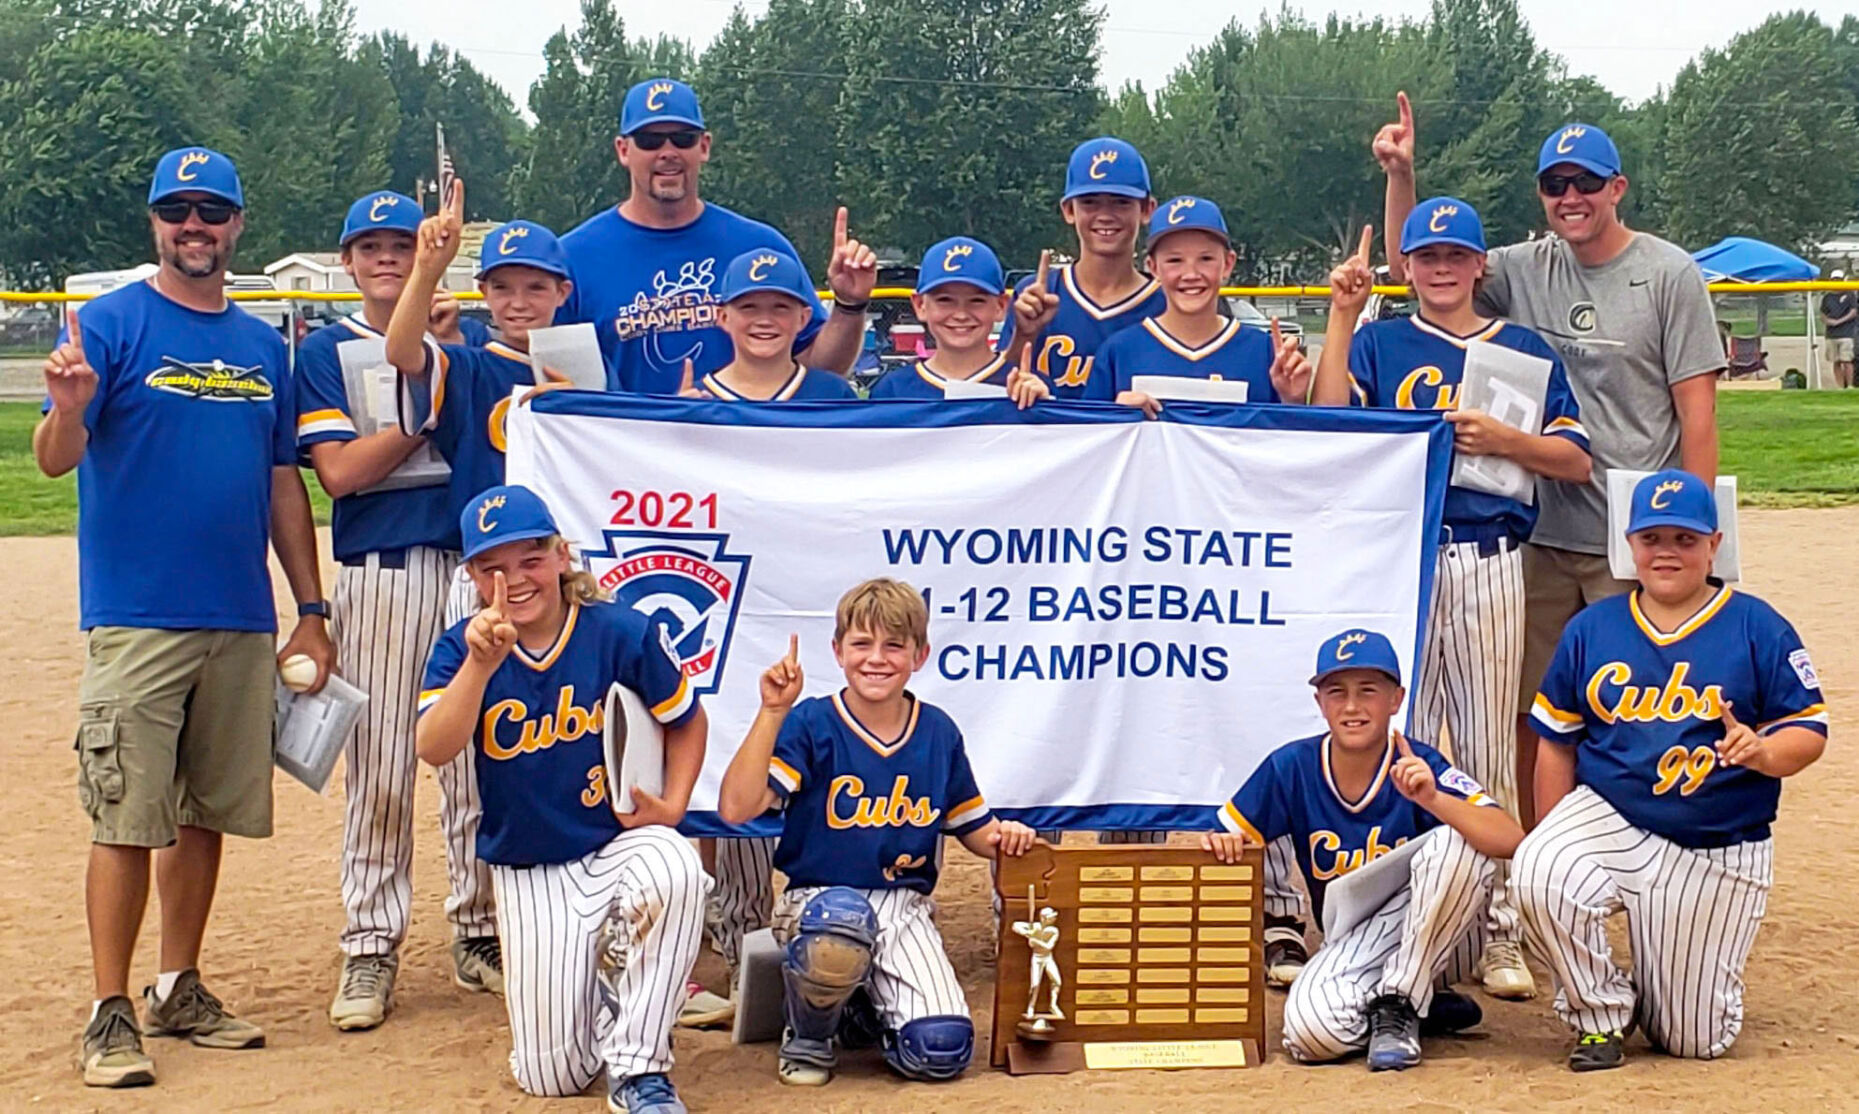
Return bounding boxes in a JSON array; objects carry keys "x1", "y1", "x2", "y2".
[{"x1": 506, "y1": 395, "x2": 1451, "y2": 835}]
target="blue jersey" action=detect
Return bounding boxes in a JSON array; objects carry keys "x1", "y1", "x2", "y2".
[
  {"x1": 558, "y1": 204, "x2": 828, "y2": 395},
  {"x1": 997, "y1": 264, "x2": 1166, "y2": 401},
  {"x1": 419, "y1": 599, "x2": 697, "y2": 866},
  {"x1": 1097, "y1": 317, "x2": 1276, "y2": 401},
  {"x1": 406, "y1": 339, "x2": 533, "y2": 533},
  {"x1": 869, "y1": 355, "x2": 1011, "y2": 400},
  {"x1": 1349, "y1": 315, "x2": 1590, "y2": 540},
  {"x1": 699, "y1": 364, "x2": 858, "y2": 402},
  {"x1": 60, "y1": 283, "x2": 294, "y2": 631},
  {"x1": 1218, "y1": 733, "x2": 1494, "y2": 922},
  {"x1": 294, "y1": 316, "x2": 455, "y2": 560},
  {"x1": 768, "y1": 692, "x2": 993, "y2": 894},
  {"x1": 1530, "y1": 586, "x2": 1826, "y2": 848}
]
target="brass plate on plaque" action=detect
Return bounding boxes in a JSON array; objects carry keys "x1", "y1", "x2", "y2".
[{"x1": 994, "y1": 843, "x2": 1265, "y2": 1073}]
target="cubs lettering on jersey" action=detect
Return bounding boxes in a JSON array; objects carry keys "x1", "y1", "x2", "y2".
[
  {"x1": 1349, "y1": 315, "x2": 1589, "y2": 540},
  {"x1": 1217, "y1": 732, "x2": 1494, "y2": 921},
  {"x1": 1530, "y1": 585, "x2": 1826, "y2": 847},
  {"x1": 869, "y1": 355, "x2": 1011, "y2": 400},
  {"x1": 419, "y1": 599, "x2": 696, "y2": 865},
  {"x1": 1096, "y1": 316, "x2": 1276, "y2": 400},
  {"x1": 768, "y1": 692, "x2": 992, "y2": 893},
  {"x1": 997, "y1": 265, "x2": 1166, "y2": 401},
  {"x1": 404, "y1": 339, "x2": 532, "y2": 526}
]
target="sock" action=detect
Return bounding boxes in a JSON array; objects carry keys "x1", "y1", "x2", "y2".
[
  {"x1": 91, "y1": 999, "x2": 104, "y2": 1022},
  {"x1": 155, "y1": 971, "x2": 184, "y2": 1002}
]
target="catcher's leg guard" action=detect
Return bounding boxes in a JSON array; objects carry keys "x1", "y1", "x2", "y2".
[
  {"x1": 883, "y1": 1015, "x2": 975, "y2": 1080},
  {"x1": 781, "y1": 888, "x2": 878, "y2": 1065}
]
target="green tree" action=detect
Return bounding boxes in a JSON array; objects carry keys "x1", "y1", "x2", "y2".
[
  {"x1": 366, "y1": 32, "x2": 529, "y2": 222},
  {"x1": 1662, "y1": 12, "x2": 1859, "y2": 251}
]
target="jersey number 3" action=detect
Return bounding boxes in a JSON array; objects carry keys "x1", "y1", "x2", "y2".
[{"x1": 1652, "y1": 744, "x2": 1716, "y2": 797}]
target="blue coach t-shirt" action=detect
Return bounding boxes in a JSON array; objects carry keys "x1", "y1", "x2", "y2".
[
  {"x1": 558, "y1": 203, "x2": 828, "y2": 395},
  {"x1": 61, "y1": 282, "x2": 295, "y2": 631}
]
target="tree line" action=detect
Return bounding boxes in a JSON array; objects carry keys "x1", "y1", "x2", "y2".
[{"x1": 1, "y1": 0, "x2": 1856, "y2": 289}]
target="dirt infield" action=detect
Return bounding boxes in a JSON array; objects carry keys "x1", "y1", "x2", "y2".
[{"x1": 4, "y1": 512, "x2": 1858, "y2": 1112}]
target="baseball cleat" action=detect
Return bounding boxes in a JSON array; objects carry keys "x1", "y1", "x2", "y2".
[
  {"x1": 453, "y1": 935, "x2": 505, "y2": 995},
  {"x1": 1366, "y1": 994, "x2": 1422, "y2": 1071},
  {"x1": 1480, "y1": 940, "x2": 1537, "y2": 1000},
  {"x1": 142, "y1": 970, "x2": 265, "y2": 1049},
  {"x1": 1569, "y1": 1030, "x2": 1626, "y2": 1072},
  {"x1": 80, "y1": 996, "x2": 156, "y2": 1087},
  {"x1": 330, "y1": 954, "x2": 398, "y2": 1032}
]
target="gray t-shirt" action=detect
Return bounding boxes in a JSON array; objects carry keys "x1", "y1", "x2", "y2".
[{"x1": 1476, "y1": 233, "x2": 1723, "y2": 554}]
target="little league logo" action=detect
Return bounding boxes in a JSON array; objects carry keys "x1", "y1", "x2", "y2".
[{"x1": 583, "y1": 530, "x2": 752, "y2": 696}]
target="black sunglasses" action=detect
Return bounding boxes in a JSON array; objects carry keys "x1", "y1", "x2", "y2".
[
  {"x1": 1537, "y1": 171, "x2": 1610, "y2": 198},
  {"x1": 628, "y1": 129, "x2": 702, "y2": 151},
  {"x1": 149, "y1": 199, "x2": 239, "y2": 225}
]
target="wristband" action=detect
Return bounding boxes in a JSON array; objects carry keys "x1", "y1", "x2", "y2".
[
  {"x1": 297, "y1": 600, "x2": 331, "y2": 620},
  {"x1": 833, "y1": 299, "x2": 870, "y2": 314}
]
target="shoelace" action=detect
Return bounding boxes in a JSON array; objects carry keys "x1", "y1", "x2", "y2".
[
  {"x1": 168, "y1": 979, "x2": 227, "y2": 1021},
  {"x1": 1486, "y1": 941, "x2": 1523, "y2": 966},
  {"x1": 1369, "y1": 998, "x2": 1412, "y2": 1035},
  {"x1": 342, "y1": 959, "x2": 391, "y2": 999},
  {"x1": 463, "y1": 937, "x2": 502, "y2": 969},
  {"x1": 92, "y1": 1007, "x2": 141, "y2": 1054},
  {"x1": 624, "y1": 1073, "x2": 677, "y2": 1105},
  {"x1": 1579, "y1": 1031, "x2": 1617, "y2": 1046}
]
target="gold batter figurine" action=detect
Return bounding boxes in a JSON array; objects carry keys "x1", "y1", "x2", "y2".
[{"x1": 1012, "y1": 884, "x2": 1063, "y2": 1039}]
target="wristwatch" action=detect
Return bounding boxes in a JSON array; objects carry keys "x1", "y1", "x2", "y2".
[{"x1": 298, "y1": 600, "x2": 331, "y2": 620}]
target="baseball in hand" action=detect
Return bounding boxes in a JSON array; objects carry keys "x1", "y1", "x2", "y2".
[{"x1": 279, "y1": 653, "x2": 318, "y2": 693}]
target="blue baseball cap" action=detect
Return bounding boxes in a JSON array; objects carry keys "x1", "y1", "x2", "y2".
[
  {"x1": 1627, "y1": 469, "x2": 1718, "y2": 536},
  {"x1": 461, "y1": 485, "x2": 560, "y2": 562},
  {"x1": 1538, "y1": 123, "x2": 1621, "y2": 178},
  {"x1": 476, "y1": 220, "x2": 570, "y2": 280},
  {"x1": 1063, "y1": 137, "x2": 1151, "y2": 201},
  {"x1": 340, "y1": 191, "x2": 421, "y2": 247},
  {"x1": 718, "y1": 248, "x2": 812, "y2": 304},
  {"x1": 1310, "y1": 628, "x2": 1403, "y2": 687},
  {"x1": 1401, "y1": 196, "x2": 1486, "y2": 255},
  {"x1": 148, "y1": 146, "x2": 243, "y2": 208},
  {"x1": 1146, "y1": 196, "x2": 1229, "y2": 250},
  {"x1": 621, "y1": 78, "x2": 704, "y2": 135},
  {"x1": 916, "y1": 237, "x2": 1005, "y2": 295}
]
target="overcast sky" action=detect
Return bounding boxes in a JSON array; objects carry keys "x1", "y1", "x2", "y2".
[{"x1": 349, "y1": 0, "x2": 1857, "y2": 113}]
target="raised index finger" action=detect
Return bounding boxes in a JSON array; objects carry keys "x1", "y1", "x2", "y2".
[
  {"x1": 1397, "y1": 90, "x2": 1413, "y2": 131},
  {"x1": 65, "y1": 307, "x2": 83, "y2": 354},
  {"x1": 448, "y1": 178, "x2": 465, "y2": 220},
  {"x1": 786, "y1": 633, "x2": 799, "y2": 665},
  {"x1": 1270, "y1": 316, "x2": 1285, "y2": 350},
  {"x1": 1356, "y1": 223, "x2": 1375, "y2": 264},
  {"x1": 1035, "y1": 249, "x2": 1051, "y2": 288},
  {"x1": 1721, "y1": 700, "x2": 1742, "y2": 730},
  {"x1": 492, "y1": 570, "x2": 508, "y2": 612},
  {"x1": 1393, "y1": 728, "x2": 1415, "y2": 758},
  {"x1": 833, "y1": 206, "x2": 849, "y2": 251}
]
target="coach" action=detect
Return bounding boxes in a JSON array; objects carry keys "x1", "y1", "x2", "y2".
[
  {"x1": 36, "y1": 147, "x2": 336, "y2": 1089},
  {"x1": 1376, "y1": 105, "x2": 1724, "y2": 828},
  {"x1": 557, "y1": 77, "x2": 876, "y2": 394}
]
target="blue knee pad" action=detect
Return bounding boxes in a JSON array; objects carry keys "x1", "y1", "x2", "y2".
[
  {"x1": 883, "y1": 1015, "x2": 974, "y2": 1081},
  {"x1": 782, "y1": 888, "x2": 878, "y2": 1045}
]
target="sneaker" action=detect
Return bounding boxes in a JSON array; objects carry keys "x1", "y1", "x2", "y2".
[
  {"x1": 778, "y1": 1027, "x2": 834, "y2": 1086},
  {"x1": 453, "y1": 936, "x2": 505, "y2": 996},
  {"x1": 1420, "y1": 987, "x2": 1482, "y2": 1037},
  {"x1": 80, "y1": 996, "x2": 155, "y2": 1088},
  {"x1": 1264, "y1": 935, "x2": 1309, "y2": 988},
  {"x1": 609, "y1": 1071, "x2": 687, "y2": 1114},
  {"x1": 330, "y1": 954, "x2": 398, "y2": 1032},
  {"x1": 676, "y1": 982, "x2": 735, "y2": 1029},
  {"x1": 1480, "y1": 940, "x2": 1537, "y2": 1000},
  {"x1": 1569, "y1": 1030, "x2": 1626, "y2": 1072},
  {"x1": 142, "y1": 970, "x2": 265, "y2": 1049},
  {"x1": 1366, "y1": 994, "x2": 1422, "y2": 1072}
]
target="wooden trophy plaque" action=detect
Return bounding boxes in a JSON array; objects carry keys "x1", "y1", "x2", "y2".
[{"x1": 991, "y1": 842, "x2": 1266, "y2": 1074}]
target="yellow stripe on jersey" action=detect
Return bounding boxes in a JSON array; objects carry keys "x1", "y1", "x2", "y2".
[
  {"x1": 1629, "y1": 585, "x2": 1734, "y2": 646},
  {"x1": 1061, "y1": 265, "x2": 1160, "y2": 320},
  {"x1": 769, "y1": 755, "x2": 802, "y2": 794},
  {"x1": 944, "y1": 794, "x2": 989, "y2": 830},
  {"x1": 417, "y1": 687, "x2": 445, "y2": 713},
  {"x1": 1544, "y1": 415, "x2": 1586, "y2": 434},
  {"x1": 1218, "y1": 801, "x2": 1265, "y2": 845},
  {"x1": 296, "y1": 408, "x2": 355, "y2": 436},
  {"x1": 1760, "y1": 702, "x2": 1829, "y2": 732},
  {"x1": 1532, "y1": 693, "x2": 1583, "y2": 729},
  {"x1": 650, "y1": 672, "x2": 693, "y2": 723}
]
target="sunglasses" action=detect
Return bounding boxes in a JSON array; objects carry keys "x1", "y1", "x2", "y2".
[
  {"x1": 628, "y1": 129, "x2": 702, "y2": 151},
  {"x1": 1537, "y1": 171, "x2": 1611, "y2": 198},
  {"x1": 149, "y1": 199, "x2": 239, "y2": 225}
]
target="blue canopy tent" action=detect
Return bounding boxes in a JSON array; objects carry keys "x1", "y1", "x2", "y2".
[{"x1": 1692, "y1": 236, "x2": 1823, "y2": 386}]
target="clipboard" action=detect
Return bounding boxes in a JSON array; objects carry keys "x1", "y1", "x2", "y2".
[{"x1": 603, "y1": 682, "x2": 665, "y2": 817}]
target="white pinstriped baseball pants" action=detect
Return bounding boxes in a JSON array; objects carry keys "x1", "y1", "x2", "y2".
[
  {"x1": 336, "y1": 547, "x2": 494, "y2": 955},
  {"x1": 707, "y1": 836, "x2": 777, "y2": 976},
  {"x1": 1411, "y1": 540, "x2": 1525, "y2": 945},
  {"x1": 1282, "y1": 827, "x2": 1493, "y2": 1062},
  {"x1": 1513, "y1": 786, "x2": 1772, "y2": 1058},
  {"x1": 490, "y1": 826, "x2": 711, "y2": 1096}
]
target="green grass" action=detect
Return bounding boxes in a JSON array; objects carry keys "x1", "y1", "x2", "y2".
[{"x1": 0, "y1": 394, "x2": 1855, "y2": 533}]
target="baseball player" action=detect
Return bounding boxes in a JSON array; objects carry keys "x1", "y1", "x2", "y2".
[
  {"x1": 295, "y1": 190, "x2": 499, "y2": 1030},
  {"x1": 693, "y1": 249, "x2": 859, "y2": 401},
  {"x1": 1517, "y1": 469, "x2": 1828, "y2": 1071},
  {"x1": 868, "y1": 237, "x2": 1047, "y2": 407},
  {"x1": 1313, "y1": 197, "x2": 1593, "y2": 1001},
  {"x1": 997, "y1": 137, "x2": 1166, "y2": 401},
  {"x1": 417, "y1": 484, "x2": 710, "y2": 1113},
  {"x1": 1097, "y1": 197, "x2": 1312, "y2": 417},
  {"x1": 716, "y1": 578, "x2": 1037, "y2": 1086},
  {"x1": 1206, "y1": 629, "x2": 1523, "y2": 1071}
]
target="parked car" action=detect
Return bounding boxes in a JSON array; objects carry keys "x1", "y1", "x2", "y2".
[{"x1": 1224, "y1": 296, "x2": 1305, "y2": 346}]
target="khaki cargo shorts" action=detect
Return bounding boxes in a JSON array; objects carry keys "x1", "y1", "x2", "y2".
[
  {"x1": 75, "y1": 627, "x2": 276, "y2": 847},
  {"x1": 1824, "y1": 336, "x2": 1854, "y2": 363},
  {"x1": 1518, "y1": 544, "x2": 1633, "y2": 712}
]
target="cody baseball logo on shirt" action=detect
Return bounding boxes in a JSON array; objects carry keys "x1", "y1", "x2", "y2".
[{"x1": 584, "y1": 530, "x2": 752, "y2": 694}]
